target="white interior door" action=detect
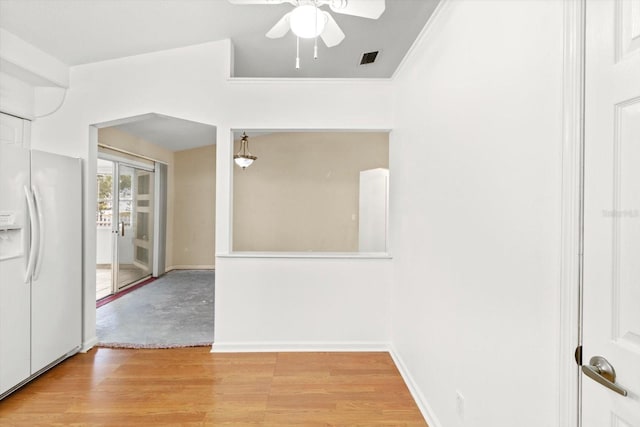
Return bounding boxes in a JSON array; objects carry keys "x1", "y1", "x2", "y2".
[{"x1": 583, "y1": 0, "x2": 640, "y2": 425}]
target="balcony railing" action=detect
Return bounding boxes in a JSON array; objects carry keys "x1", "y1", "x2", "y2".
[{"x1": 96, "y1": 212, "x2": 131, "y2": 228}]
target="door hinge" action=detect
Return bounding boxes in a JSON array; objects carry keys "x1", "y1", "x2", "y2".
[{"x1": 574, "y1": 345, "x2": 582, "y2": 366}]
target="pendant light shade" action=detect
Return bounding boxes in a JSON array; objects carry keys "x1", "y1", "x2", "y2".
[{"x1": 234, "y1": 132, "x2": 257, "y2": 169}]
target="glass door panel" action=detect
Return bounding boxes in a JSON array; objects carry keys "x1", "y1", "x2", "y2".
[
  {"x1": 96, "y1": 159, "x2": 115, "y2": 300},
  {"x1": 116, "y1": 165, "x2": 154, "y2": 290},
  {"x1": 132, "y1": 171, "x2": 153, "y2": 273}
]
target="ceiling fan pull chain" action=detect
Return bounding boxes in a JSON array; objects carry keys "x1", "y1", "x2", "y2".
[
  {"x1": 314, "y1": 3, "x2": 319, "y2": 59},
  {"x1": 296, "y1": 36, "x2": 300, "y2": 69}
]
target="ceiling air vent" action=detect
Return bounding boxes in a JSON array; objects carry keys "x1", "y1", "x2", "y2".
[{"x1": 360, "y1": 51, "x2": 379, "y2": 65}]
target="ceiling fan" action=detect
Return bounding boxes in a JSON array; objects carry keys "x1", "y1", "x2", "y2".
[{"x1": 229, "y1": 0, "x2": 386, "y2": 50}]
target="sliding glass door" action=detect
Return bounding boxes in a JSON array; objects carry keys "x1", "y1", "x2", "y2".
[{"x1": 96, "y1": 158, "x2": 154, "y2": 300}]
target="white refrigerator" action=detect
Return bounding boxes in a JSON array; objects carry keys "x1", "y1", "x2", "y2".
[{"x1": 0, "y1": 144, "x2": 82, "y2": 397}]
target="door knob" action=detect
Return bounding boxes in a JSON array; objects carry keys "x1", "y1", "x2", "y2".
[{"x1": 582, "y1": 356, "x2": 628, "y2": 396}]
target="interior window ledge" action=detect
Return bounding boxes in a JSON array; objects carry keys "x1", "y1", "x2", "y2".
[{"x1": 218, "y1": 252, "x2": 392, "y2": 260}]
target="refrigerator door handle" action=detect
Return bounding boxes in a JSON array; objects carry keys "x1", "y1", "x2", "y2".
[
  {"x1": 32, "y1": 186, "x2": 45, "y2": 281},
  {"x1": 23, "y1": 185, "x2": 39, "y2": 283}
]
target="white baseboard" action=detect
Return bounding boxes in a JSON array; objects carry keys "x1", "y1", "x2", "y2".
[
  {"x1": 211, "y1": 341, "x2": 391, "y2": 353},
  {"x1": 166, "y1": 265, "x2": 215, "y2": 271},
  {"x1": 389, "y1": 346, "x2": 443, "y2": 427},
  {"x1": 81, "y1": 336, "x2": 98, "y2": 353}
]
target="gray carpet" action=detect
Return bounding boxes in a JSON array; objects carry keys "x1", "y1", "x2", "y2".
[{"x1": 96, "y1": 270, "x2": 215, "y2": 348}]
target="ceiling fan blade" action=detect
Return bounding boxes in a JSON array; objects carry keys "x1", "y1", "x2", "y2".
[
  {"x1": 329, "y1": 0, "x2": 385, "y2": 19},
  {"x1": 320, "y1": 12, "x2": 345, "y2": 47},
  {"x1": 266, "y1": 13, "x2": 292, "y2": 39},
  {"x1": 229, "y1": 0, "x2": 295, "y2": 5}
]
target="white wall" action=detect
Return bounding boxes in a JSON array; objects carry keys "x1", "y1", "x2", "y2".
[
  {"x1": 27, "y1": 39, "x2": 394, "y2": 351},
  {"x1": 0, "y1": 28, "x2": 69, "y2": 119},
  {"x1": 9, "y1": 2, "x2": 570, "y2": 422},
  {"x1": 390, "y1": 1, "x2": 563, "y2": 426},
  {"x1": 0, "y1": 72, "x2": 34, "y2": 119},
  {"x1": 214, "y1": 257, "x2": 391, "y2": 350}
]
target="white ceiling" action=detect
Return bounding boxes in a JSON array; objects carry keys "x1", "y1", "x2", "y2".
[
  {"x1": 0, "y1": 0, "x2": 439, "y2": 78},
  {"x1": 0, "y1": 0, "x2": 437, "y2": 151},
  {"x1": 111, "y1": 114, "x2": 217, "y2": 151}
]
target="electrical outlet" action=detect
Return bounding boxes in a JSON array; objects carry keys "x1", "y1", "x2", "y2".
[{"x1": 456, "y1": 390, "x2": 465, "y2": 420}]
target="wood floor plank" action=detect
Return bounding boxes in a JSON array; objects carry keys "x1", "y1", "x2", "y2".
[{"x1": 0, "y1": 348, "x2": 427, "y2": 426}]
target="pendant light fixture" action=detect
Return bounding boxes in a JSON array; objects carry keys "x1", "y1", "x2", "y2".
[{"x1": 234, "y1": 132, "x2": 257, "y2": 169}]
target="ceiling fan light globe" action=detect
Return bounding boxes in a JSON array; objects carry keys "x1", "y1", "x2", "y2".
[{"x1": 290, "y1": 5, "x2": 326, "y2": 38}]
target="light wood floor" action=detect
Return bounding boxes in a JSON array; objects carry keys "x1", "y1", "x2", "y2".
[{"x1": 0, "y1": 347, "x2": 428, "y2": 426}]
